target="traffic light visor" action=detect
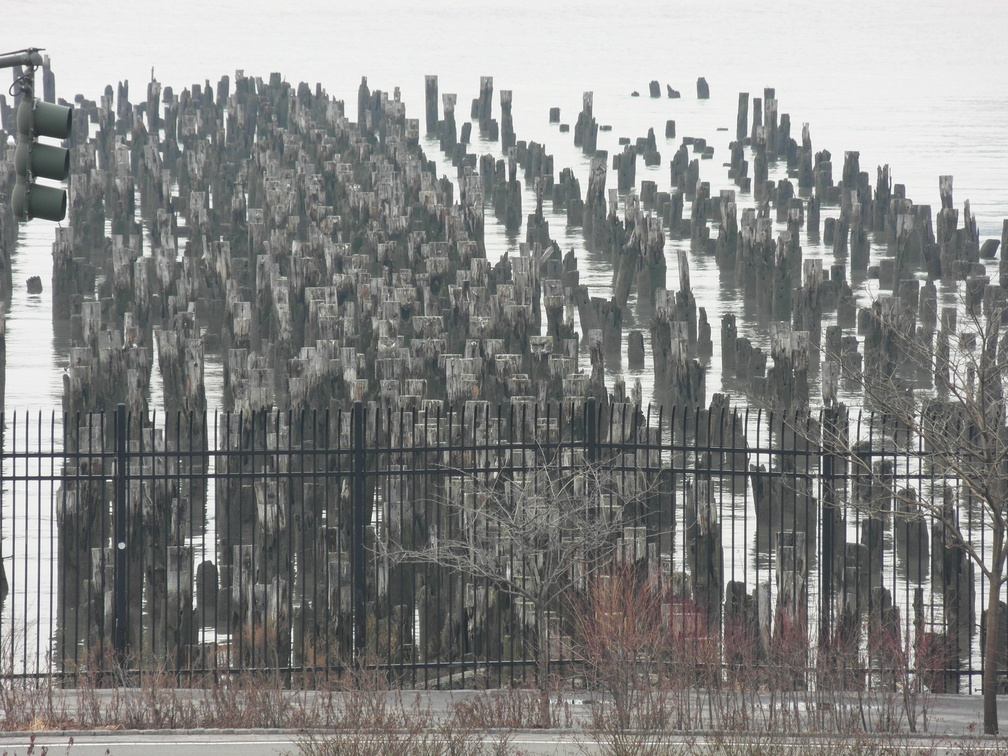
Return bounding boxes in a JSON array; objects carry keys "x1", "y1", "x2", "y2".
[
  {"x1": 15, "y1": 140, "x2": 69, "y2": 181},
  {"x1": 34, "y1": 101, "x2": 72, "y2": 140},
  {"x1": 24, "y1": 183, "x2": 67, "y2": 222}
]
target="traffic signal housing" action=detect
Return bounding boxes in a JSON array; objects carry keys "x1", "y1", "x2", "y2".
[{"x1": 12, "y1": 96, "x2": 72, "y2": 222}]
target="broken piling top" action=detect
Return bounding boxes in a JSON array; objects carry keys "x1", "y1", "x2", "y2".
[
  {"x1": 476, "y1": 75, "x2": 494, "y2": 131},
  {"x1": 736, "y1": 92, "x2": 749, "y2": 141},
  {"x1": 939, "y1": 175, "x2": 954, "y2": 210}
]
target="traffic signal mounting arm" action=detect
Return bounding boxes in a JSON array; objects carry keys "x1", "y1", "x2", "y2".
[{"x1": 3, "y1": 47, "x2": 73, "y2": 222}]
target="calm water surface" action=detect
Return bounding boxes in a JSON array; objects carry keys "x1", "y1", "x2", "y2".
[{"x1": 4, "y1": 0, "x2": 1007, "y2": 408}]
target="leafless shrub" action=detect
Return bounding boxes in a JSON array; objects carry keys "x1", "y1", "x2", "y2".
[
  {"x1": 953, "y1": 722, "x2": 1008, "y2": 756},
  {"x1": 576, "y1": 564, "x2": 669, "y2": 731},
  {"x1": 450, "y1": 688, "x2": 569, "y2": 731}
]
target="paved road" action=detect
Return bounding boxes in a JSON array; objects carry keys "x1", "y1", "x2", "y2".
[
  {"x1": 0, "y1": 731, "x2": 580, "y2": 755},
  {"x1": 0, "y1": 732, "x2": 300, "y2": 756},
  {"x1": 4, "y1": 729, "x2": 1008, "y2": 756}
]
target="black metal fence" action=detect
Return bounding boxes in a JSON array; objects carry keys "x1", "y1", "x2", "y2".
[{"x1": 0, "y1": 400, "x2": 998, "y2": 691}]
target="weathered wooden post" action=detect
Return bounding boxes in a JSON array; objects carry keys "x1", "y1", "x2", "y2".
[
  {"x1": 500, "y1": 89, "x2": 515, "y2": 149},
  {"x1": 57, "y1": 415, "x2": 108, "y2": 670},
  {"x1": 352, "y1": 400, "x2": 368, "y2": 659},
  {"x1": 440, "y1": 92, "x2": 457, "y2": 152},
  {"x1": 424, "y1": 75, "x2": 438, "y2": 136},
  {"x1": 818, "y1": 405, "x2": 850, "y2": 659},
  {"x1": 736, "y1": 92, "x2": 749, "y2": 142},
  {"x1": 583, "y1": 155, "x2": 607, "y2": 248},
  {"x1": 774, "y1": 530, "x2": 808, "y2": 689},
  {"x1": 686, "y1": 474, "x2": 723, "y2": 635},
  {"x1": 574, "y1": 91, "x2": 597, "y2": 155},
  {"x1": 113, "y1": 403, "x2": 130, "y2": 666}
]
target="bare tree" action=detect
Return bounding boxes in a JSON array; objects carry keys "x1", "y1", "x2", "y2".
[
  {"x1": 575, "y1": 562, "x2": 673, "y2": 734},
  {"x1": 389, "y1": 445, "x2": 659, "y2": 727},
  {"x1": 814, "y1": 287, "x2": 1008, "y2": 735}
]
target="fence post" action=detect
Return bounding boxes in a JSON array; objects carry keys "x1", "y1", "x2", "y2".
[
  {"x1": 585, "y1": 396, "x2": 598, "y2": 463},
  {"x1": 113, "y1": 403, "x2": 129, "y2": 665},
  {"x1": 351, "y1": 400, "x2": 367, "y2": 659}
]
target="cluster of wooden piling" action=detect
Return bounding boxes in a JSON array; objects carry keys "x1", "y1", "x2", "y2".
[
  {"x1": 3, "y1": 62, "x2": 1007, "y2": 688},
  {"x1": 594, "y1": 80, "x2": 1006, "y2": 685},
  {"x1": 5, "y1": 70, "x2": 658, "y2": 672}
]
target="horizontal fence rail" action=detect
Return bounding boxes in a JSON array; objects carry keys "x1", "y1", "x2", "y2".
[{"x1": 0, "y1": 400, "x2": 1002, "y2": 693}]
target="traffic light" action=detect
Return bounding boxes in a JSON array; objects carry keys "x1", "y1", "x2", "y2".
[{"x1": 11, "y1": 95, "x2": 73, "y2": 222}]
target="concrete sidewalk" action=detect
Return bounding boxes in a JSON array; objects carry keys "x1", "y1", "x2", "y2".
[
  {"x1": 0, "y1": 686, "x2": 993, "y2": 736},
  {"x1": 0, "y1": 691, "x2": 1002, "y2": 756}
]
